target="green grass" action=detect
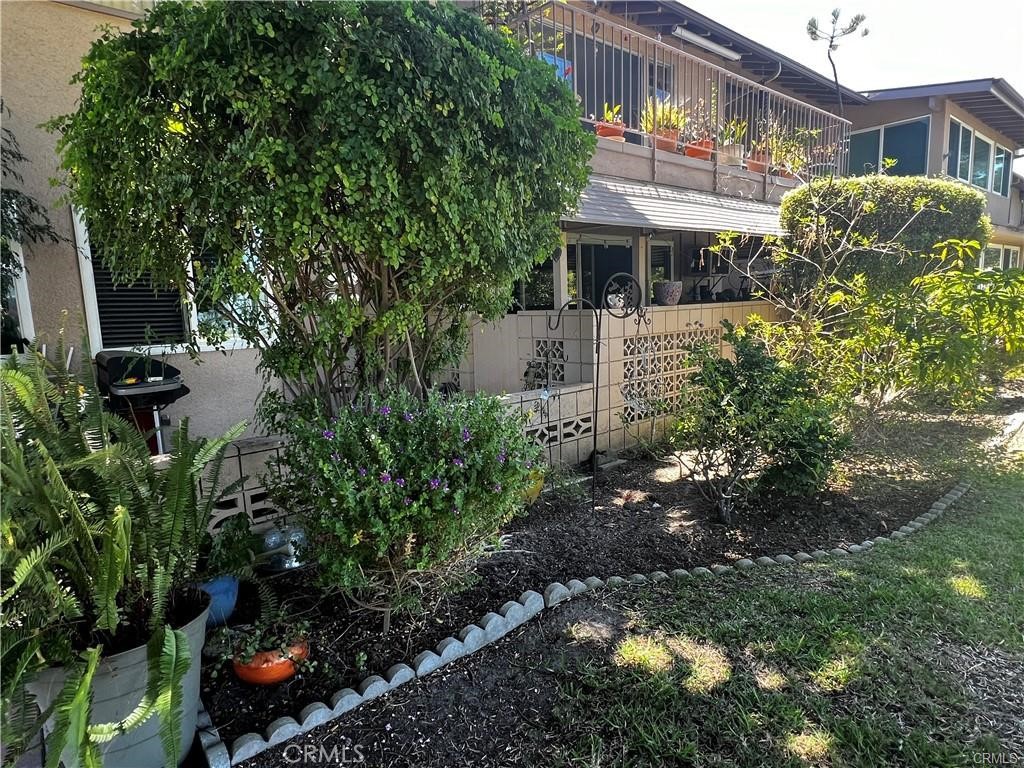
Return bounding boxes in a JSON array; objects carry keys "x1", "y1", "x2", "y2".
[{"x1": 545, "y1": 412, "x2": 1024, "y2": 767}]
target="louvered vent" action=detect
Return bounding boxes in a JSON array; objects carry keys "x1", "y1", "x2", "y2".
[{"x1": 90, "y1": 257, "x2": 188, "y2": 348}]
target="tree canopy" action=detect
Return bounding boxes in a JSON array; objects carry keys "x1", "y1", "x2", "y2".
[{"x1": 55, "y1": 0, "x2": 594, "y2": 411}]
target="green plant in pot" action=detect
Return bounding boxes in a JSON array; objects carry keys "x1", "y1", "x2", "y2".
[
  {"x1": 683, "y1": 99, "x2": 716, "y2": 160},
  {"x1": 0, "y1": 343, "x2": 244, "y2": 768},
  {"x1": 640, "y1": 98, "x2": 685, "y2": 152},
  {"x1": 718, "y1": 118, "x2": 748, "y2": 167},
  {"x1": 595, "y1": 102, "x2": 625, "y2": 140},
  {"x1": 218, "y1": 596, "x2": 311, "y2": 686}
]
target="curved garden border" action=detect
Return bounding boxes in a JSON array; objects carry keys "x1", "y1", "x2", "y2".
[{"x1": 200, "y1": 482, "x2": 971, "y2": 767}]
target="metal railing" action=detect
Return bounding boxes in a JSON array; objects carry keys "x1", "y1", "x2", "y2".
[{"x1": 507, "y1": 2, "x2": 850, "y2": 180}]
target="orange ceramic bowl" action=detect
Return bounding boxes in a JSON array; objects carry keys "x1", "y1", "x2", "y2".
[{"x1": 232, "y1": 641, "x2": 309, "y2": 685}]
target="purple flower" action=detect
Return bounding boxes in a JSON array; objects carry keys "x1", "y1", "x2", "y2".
[
  {"x1": 461, "y1": 427, "x2": 471, "y2": 443},
  {"x1": 429, "y1": 477, "x2": 442, "y2": 490},
  {"x1": 395, "y1": 477, "x2": 406, "y2": 488},
  {"x1": 493, "y1": 483, "x2": 502, "y2": 493},
  {"x1": 403, "y1": 411, "x2": 414, "y2": 423},
  {"x1": 453, "y1": 457, "x2": 465, "y2": 468},
  {"x1": 322, "y1": 429, "x2": 335, "y2": 440},
  {"x1": 379, "y1": 406, "x2": 392, "y2": 416},
  {"x1": 379, "y1": 472, "x2": 392, "y2": 484},
  {"x1": 525, "y1": 461, "x2": 533, "y2": 470},
  {"x1": 497, "y1": 451, "x2": 507, "y2": 464},
  {"x1": 359, "y1": 467, "x2": 368, "y2": 477},
  {"x1": 452, "y1": 505, "x2": 460, "y2": 516},
  {"x1": 330, "y1": 452, "x2": 340, "y2": 462},
  {"x1": 403, "y1": 497, "x2": 413, "y2": 506}
]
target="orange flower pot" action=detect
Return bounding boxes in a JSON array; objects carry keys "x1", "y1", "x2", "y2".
[
  {"x1": 232, "y1": 640, "x2": 309, "y2": 685},
  {"x1": 652, "y1": 128, "x2": 680, "y2": 152},
  {"x1": 747, "y1": 151, "x2": 770, "y2": 174},
  {"x1": 684, "y1": 139, "x2": 715, "y2": 161},
  {"x1": 596, "y1": 121, "x2": 626, "y2": 140}
]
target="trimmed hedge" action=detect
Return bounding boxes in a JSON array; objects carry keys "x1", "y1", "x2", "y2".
[{"x1": 780, "y1": 175, "x2": 992, "y2": 256}]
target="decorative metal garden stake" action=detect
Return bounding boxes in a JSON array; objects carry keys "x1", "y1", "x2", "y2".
[{"x1": 547, "y1": 272, "x2": 647, "y2": 511}]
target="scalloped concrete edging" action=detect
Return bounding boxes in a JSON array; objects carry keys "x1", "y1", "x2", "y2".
[{"x1": 201, "y1": 481, "x2": 968, "y2": 766}]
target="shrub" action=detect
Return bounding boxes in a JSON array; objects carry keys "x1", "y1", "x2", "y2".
[
  {"x1": 781, "y1": 175, "x2": 992, "y2": 258},
  {"x1": 54, "y1": 1, "x2": 594, "y2": 407},
  {"x1": 267, "y1": 390, "x2": 540, "y2": 610},
  {"x1": 669, "y1": 324, "x2": 847, "y2": 522}
]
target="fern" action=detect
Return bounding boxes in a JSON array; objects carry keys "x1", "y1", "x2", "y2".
[{"x1": 44, "y1": 648, "x2": 101, "y2": 768}]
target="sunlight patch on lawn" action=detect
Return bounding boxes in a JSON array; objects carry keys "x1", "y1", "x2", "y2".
[
  {"x1": 753, "y1": 664, "x2": 788, "y2": 691},
  {"x1": 668, "y1": 637, "x2": 732, "y2": 694},
  {"x1": 811, "y1": 654, "x2": 860, "y2": 692},
  {"x1": 947, "y1": 573, "x2": 988, "y2": 600},
  {"x1": 785, "y1": 726, "x2": 834, "y2": 762},
  {"x1": 614, "y1": 636, "x2": 674, "y2": 673}
]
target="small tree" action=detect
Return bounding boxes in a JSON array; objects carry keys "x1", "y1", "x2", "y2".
[
  {"x1": 806, "y1": 9, "x2": 868, "y2": 118},
  {"x1": 54, "y1": 1, "x2": 594, "y2": 415}
]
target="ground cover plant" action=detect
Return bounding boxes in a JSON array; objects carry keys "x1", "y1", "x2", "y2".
[{"x1": 238, "y1": 389, "x2": 1024, "y2": 767}]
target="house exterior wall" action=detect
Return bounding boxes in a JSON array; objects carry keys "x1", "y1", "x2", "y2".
[{"x1": 1, "y1": 1, "x2": 266, "y2": 438}]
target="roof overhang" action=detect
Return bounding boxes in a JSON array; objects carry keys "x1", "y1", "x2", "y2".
[
  {"x1": 602, "y1": 1, "x2": 868, "y2": 110},
  {"x1": 564, "y1": 175, "x2": 785, "y2": 236},
  {"x1": 863, "y1": 79, "x2": 1024, "y2": 146}
]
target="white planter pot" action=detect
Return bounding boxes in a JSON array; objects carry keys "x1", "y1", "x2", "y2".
[
  {"x1": 27, "y1": 603, "x2": 209, "y2": 768},
  {"x1": 720, "y1": 143, "x2": 745, "y2": 166}
]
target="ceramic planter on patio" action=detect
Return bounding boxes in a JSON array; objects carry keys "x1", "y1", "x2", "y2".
[
  {"x1": 233, "y1": 640, "x2": 309, "y2": 685},
  {"x1": 684, "y1": 139, "x2": 715, "y2": 161},
  {"x1": 719, "y1": 143, "x2": 745, "y2": 166},
  {"x1": 27, "y1": 601, "x2": 210, "y2": 768},
  {"x1": 652, "y1": 128, "x2": 680, "y2": 152},
  {"x1": 200, "y1": 573, "x2": 240, "y2": 627},
  {"x1": 652, "y1": 281, "x2": 683, "y2": 306},
  {"x1": 596, "y1": 121, "x2": 626, "y2": 141}
]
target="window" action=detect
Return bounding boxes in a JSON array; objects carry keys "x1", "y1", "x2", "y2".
[
  {"x1": 1, "y1": 242, "x2": 35, "y2": 355},
  {"x1": 649, "y1": 241, "x2": 672, "y2": 285},
  {"x1": 512, "y1": 259, "x2": 555, "y2": 311},
  {"x1": 849, "y1": 117, "x2": 929, "y2": 176},
  {"x1": 972, "y1": 134, "x2": 992, "y2": 190},
  {"x1": 980, "y1": 245, "x2": 1003, "y2": 270},
  {"x1": 993, "y1": 146, "x2": 1012, "y2": 197},
  {"x1": 949, "y1": 119, "x2": 1011, "y2": 196},
  {"x1": 1003, "y1": 246, "x2": 1021, "y2": 270}
]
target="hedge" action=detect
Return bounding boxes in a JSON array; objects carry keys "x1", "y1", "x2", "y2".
[{"x1": 780, "y1": 175, "x2": 992, "y2": 257}]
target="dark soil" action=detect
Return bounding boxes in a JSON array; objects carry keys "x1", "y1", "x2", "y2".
[
  {"x1": 203, "y1": 453, "x2": 948, "y2": 746},
  {"x1": 239, "y1": 600, "x2": 626, "y2": 768}
]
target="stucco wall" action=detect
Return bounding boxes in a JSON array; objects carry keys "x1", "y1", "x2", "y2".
[{"x1": 1, "y1": 1, "x2": 266, "y2": 438}]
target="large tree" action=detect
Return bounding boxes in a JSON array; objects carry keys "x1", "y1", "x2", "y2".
[{"x1": 55, "y1": 0, "x2": 593, "y2": 414}]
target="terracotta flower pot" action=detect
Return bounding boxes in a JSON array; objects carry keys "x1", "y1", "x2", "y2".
[
  {"x1": 747, "y1": 151, "x2": 770, "y2": 174},
  {"x1": 652, "y1": 128, "x2": 680, "y2": 152},
  {"x1": 684, "y1": 139, "x2": 715, "y2": 161},
  {"x1": 596, "y1": 121, "x2": 626, "y2": 140},
  {"x1": 233, "y1": 640, "x2": 309, "y2": 685}
]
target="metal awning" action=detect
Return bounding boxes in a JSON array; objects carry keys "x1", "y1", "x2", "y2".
[{"x1": 564, "y1": 175, "x2": 785, "y2": 236}]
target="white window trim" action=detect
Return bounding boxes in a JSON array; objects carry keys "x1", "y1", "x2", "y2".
[
  {"x1": 73, "y1": 208, "x2": 250, "y2": 356},
  {"x1": 850, "y1": 114, "x2": 931, "y2": 175},
  {"x1": 948, "y1": 118, "x2": 973, "y2": 183},
  {"x1": 993, "y1": 143, "x2": 1012, "y2": 197},
  {"x1": 0, "y1": 241, "x2": 36, "y2": 359},
  {"x1": 1003, "y1": 245, "x2": 1020, "y2": 270},
  {"x1": 970, "y1": 130, "x2": 994, "y2": 192},
  {"x1": 949, "y1": 118, "x2": 1011, "y2": 196}
]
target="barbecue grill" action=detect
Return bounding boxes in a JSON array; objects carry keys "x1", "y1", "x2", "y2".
[{"x1": 95, "y1": 351, "x2": 190, "y2": 454}]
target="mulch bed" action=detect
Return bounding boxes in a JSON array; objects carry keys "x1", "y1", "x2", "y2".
[{"x1": 202, "y1": 450, "x2": 948, "y2": 746}]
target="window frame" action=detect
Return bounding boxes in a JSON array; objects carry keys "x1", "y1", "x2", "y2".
[
  {"x1": 970, "y1": 130, "x2": 994, "y2": 192},
  {"x1": 73, "y1": 208, "x2": 250, "y2": 355},
  {"x1": 848, "y1": 114, "x2": 931, "y2": 176},
  {"x1": 1, "y1": 241, "x2": 36, "y2": 358},
  {"x1": 992, "y1": 144, "x2": 1012, "y2": 197},
  {"x1": 949, "y1": 118, "x2": 1012, "y2": 196}
]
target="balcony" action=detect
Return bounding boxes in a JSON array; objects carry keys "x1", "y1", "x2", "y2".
[{"x1": 506, "y1": 2, "x2": 850, "y2": 185}]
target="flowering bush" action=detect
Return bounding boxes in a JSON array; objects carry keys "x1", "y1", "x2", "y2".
[{"x1": 267, "y1": 390, "x2": 540, "y2": 603}]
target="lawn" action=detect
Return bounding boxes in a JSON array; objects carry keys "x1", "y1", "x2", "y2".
[{"x1": 243, "y1": 398, "x2": 1024, "y2": 767}]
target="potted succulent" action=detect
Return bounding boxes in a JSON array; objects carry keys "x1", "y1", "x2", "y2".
[
  {"x1": 683, "y1": 103, "x2": 716, "y2": 161},
  {"x1": 652, "y1": 280, "x2": 683, "y2": 306},
  {"x1": 640, "y1": 98, "x2": 685, "y2": 152},
  {"x1": 595, "y1": 102, "x2": 625, "y2": 140},
  {"x1": 227, "y1": 602, "x2": 311, "y2": 686},
  {"x1": 0, "y1": 343, "x2": 244, "y2": 768},
  {"x1": 718, "y1": 118, "x2": 748, "y2": 167}
]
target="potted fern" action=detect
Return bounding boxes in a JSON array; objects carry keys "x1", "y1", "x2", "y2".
[{"x1": 0, "y1": 342, "x2": 244, "y2": 768}]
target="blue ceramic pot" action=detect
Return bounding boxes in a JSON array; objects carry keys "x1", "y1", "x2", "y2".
[{"x1": 199, "y1": 574, "x2": 239, "y2": 627}]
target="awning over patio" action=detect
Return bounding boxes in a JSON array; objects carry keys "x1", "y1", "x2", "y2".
[{"x1": 564, "y1": 174, "x2": 786, "y2": 237}]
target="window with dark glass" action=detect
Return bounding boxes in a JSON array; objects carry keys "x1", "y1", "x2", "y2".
[
  {"x1": 850, "y1": 129, "x2": 881, "y2": 175},
  {"x1": 881, "y1": 118, "x2": 928, "y2": 175},
  {"x1": 972, "y1": 134, "x2": 992, "y2": 190}
]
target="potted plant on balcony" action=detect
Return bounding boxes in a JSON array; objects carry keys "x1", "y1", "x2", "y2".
[
  {"x1": 595, "y1": 102, "x2": 626, "y2": 140},
  {"x1": 0, "y1": 344, "x2": 244, "y2": 768},
  {"x1": 683, "y1": 104, "x2": 716, "y2": 161},
  {"x1": 640, "y1": 98, "x2": 685, "y2": 152},
  {"x1": 652, "y1": 280, "x2": 684, "y2": 306},
  {"x1": 718, "y1": 118, "x2": 748, "y2": 167}
]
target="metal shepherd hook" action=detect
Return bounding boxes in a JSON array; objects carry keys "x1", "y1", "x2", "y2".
[{"x1": 547, "y1": 272, "x2": 647, "y2": 511}]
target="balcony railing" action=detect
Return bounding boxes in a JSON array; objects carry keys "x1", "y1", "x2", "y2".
[{"x1": 506, "y1": 2, "x2": 850, "y2": 180}]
